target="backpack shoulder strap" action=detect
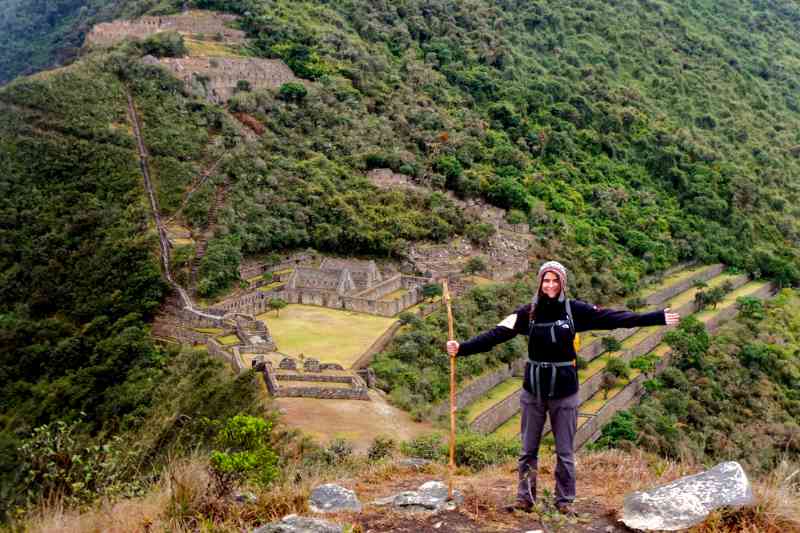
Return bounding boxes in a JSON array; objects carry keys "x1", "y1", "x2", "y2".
[{"x1": 565, "y1": 299, "x2": 575, "y2": 331}]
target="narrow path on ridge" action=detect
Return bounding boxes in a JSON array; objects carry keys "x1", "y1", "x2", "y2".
[{"x1": 125, "y1": 88, "x2": 220, "y2": 321}]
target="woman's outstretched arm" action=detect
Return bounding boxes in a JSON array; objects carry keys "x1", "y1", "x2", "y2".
[
  {"x1": 571, "y1": 300, "x2": 680, "y2": 332},
  {"x1": 447, "y1": 305, "x2": 530, "y2": 357}
]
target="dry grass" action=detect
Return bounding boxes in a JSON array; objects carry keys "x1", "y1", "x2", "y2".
[
  {"x1": 20, "y1": 448, "x2": 800, "y2": 533},
  {"x1": 692, "y1": 460, "x2": 800, "y2": 533}
]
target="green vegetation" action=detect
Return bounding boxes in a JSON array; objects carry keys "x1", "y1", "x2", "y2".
[
  {"x1": 400, "y1": 431, "x2": 520, "y2": 471},
  {"x1": 209, "y1": 415, "x2": 279, "y2": 495},
  {"x1": 464, "y1": 378, "x2": 522, "y2": 423},
  {"x1": 595, "y1": 289, "x2": 800, "y2": 474},
  {"x1": 3, "y1": 0, "x2": 800, "y2": 522},
  {"x1": 0, "y1": 0, "x2": 183, "y2": 84}
]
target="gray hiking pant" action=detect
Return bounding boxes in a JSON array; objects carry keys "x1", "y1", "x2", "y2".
[{"x1": 517, "y1": 389, "x2": 579, "y2": 506}]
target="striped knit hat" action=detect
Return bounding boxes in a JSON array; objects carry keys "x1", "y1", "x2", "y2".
[{"x1": 531, "y1": 260, "x2": 568, "y2": 308}]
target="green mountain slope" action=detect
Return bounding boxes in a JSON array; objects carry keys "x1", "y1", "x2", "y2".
[
  {"x1": 596, "y1": 289, "x2": 800, "y2": 475},
  {"x1": 2, "y1": 0, "x2": 800, "y2": 519},
  {"x1": 0, "y1": 0, "x2": 180, "y2": 84}
]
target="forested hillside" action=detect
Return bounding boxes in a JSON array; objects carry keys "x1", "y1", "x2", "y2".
[
  {"x1": 0, "y1": 0, "x2": 181, "y2": 84},
  {"x1": 596, "y1": 289, "x2": 800, "y2": 475},
  {"x1": 2, "y1": 0, "x2": 800, "y2": 524}
]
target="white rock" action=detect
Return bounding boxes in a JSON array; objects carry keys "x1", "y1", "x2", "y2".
[{"x1": 622, "y1": 461, "x2": 754, "y2": 531}]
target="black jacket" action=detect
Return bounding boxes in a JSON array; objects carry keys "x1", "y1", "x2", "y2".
[{"x1": 457, "y1": 298, "x2": 666, "y2": 399}]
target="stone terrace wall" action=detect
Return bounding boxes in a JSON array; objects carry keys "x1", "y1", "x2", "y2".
[
  {"x1": 351, "y1": 321, "x2": 403, "y2": 369},
  {"x1": 431, "y1": 358, "x2": 526, "y2": 419},
  {"x1": 262, "y1": 366, "x2": 370, "y2": 400},
  {"x1": 87, "y1": 12, "x2": 245, "y2": 46},
  {"x1": 576, "y1": 372, "x2": 647, "y2": 449},
  {"x1": 471, "y1": 388, "x2": 524, "y2": 434},
  {"x1": 577, "y1": 282, "x2": 775, "y2": 448},
  {"x1": 578, "y1": 266, "x2": 739, "y2": 364},
  {"x1": 207, "y1": 338, "x2": 241, "y2": 371},
  {"x1": 152, "y1": 324, "x2": 211, "y2": 345},
  {"x1": 276, "y1": 373, "x2": 354, "y2": 384},
  {"x1": 159, "y1": 57, "x2": 297, "y2": 103},
  {"x1": 706, "y1": 283, "x2": 774, "y2": 332},
  {"x1": 644, "y1": 263, "x2": 724, "y2": 305}
]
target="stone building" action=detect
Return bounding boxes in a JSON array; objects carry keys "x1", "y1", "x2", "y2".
[{"x1": 86, "y1": 12, "x2": 246, "y2": 47}]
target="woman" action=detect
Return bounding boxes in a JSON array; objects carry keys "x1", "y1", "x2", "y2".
[{"x1": 446, "y1": 260, "x2": 680, "y2": 514}]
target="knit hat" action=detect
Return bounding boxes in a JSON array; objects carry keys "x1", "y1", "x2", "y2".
[{"x1": 531, "y1": 260, "x2": 568, "y2": 308}]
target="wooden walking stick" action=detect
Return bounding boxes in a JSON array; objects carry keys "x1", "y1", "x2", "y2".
[{"x1": 443, "y1": 279, "x2": 456, "y2": 500}]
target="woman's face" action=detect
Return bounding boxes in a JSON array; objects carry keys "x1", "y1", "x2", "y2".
[{"x1": 541, "y1": 271, "x2": 561, "y2": 299}]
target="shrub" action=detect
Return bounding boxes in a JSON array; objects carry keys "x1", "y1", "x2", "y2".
[
  {"x1": 367, "y1": 435, "x2": 396, "y2": 460},
  {"x1": 602, "y1": 336, "x2": 623, "y2": 352},
  {"x1": 400, "y1": 433, "x2": 444, "y2": 460},
  {"x1": 737, "y1": 296, "x2": 765, "y2": 320},
  {"x1": 453, "y1": 432, "x2": 520, "y2": 471},
  {"x1": 601, "y1": 371, "x2": 619, "y2": 399},
  {"x1": 465, "y1": 222, "x2": 496, "y2": 244},
  {"x1": 422, "y1": 283, "x2": 443, "y2": 301},
  {"x1": 664, "y1": 316, "x2": 709, "y2": 370},
  {"x1": 463, "y1": 256, "x2": 488, "y2": 274},
  {"x1": 278, "y1": 82, "x2": 308, "y2": 102},
  {"x1": 208, "y1": 415, "x2": 279, "y2": 495},
  {"x1": 605, "y1": 357, "x2": 630, "y2": 379},
  {"x1": 141, "y1": 31, "x2": 186, "y2": 58},
  {"x1": 323, "y1": 438, "x2": 354, "y2": 465},
  {"x1": 591, "y1": 410, "x2": 638, "y2": 449},
  {"x1": 18, "y1": 419, "x2": 127, "y2": 507},
  {"x1": 398, "y1": 311, "x2": 420, "y2": 326}
]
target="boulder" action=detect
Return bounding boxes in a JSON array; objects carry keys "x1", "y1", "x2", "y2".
[
  {"x1": 253, "y1": 514, "x2": 342, "y2": 533},
  {"x1": 622, "y1": 461, "x2": 755, "y2": 531},
  {"x1": 371, "y1": 480, "x2": 463, "y2": 512},
  {"x1": 309, "y1": 484, "x2": 362, "y2": 514}
]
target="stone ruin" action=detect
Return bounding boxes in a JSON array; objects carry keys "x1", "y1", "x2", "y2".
[
  {"x1": 159, "y1": 56, "x2": 298, "y2": 104},
  {"x1": 367, "y1": 169, "x2": 533, "y2": 281},
  {"x1": 217, "y1": 256, "x2": 430, "y2": 318},
  {"x1": 86, "y1": 11, "x2": 246, "y2": 47},
  {"x1": 255, "y1": 356, "x2": 375, "y2": 401},
  {"x1": 86, "y1": 10, "x2": 299, "y2": 105}
]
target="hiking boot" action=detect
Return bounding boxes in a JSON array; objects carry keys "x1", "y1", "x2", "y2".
[
  {"x1": 556, "y1": 502, "x2": 578, "y2": 516},
  {"x1": 504, "y1": 499, "x2": 534, "y2": 513}
]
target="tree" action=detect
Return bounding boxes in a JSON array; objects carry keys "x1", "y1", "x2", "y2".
[
  {"x1": 278, "y1": 82, "x2": 308, "y2": 102},
  {"x1": 268, "y1": 298, "x2": 288, "y2": 317},
  {"x1": 422, "y1": 283, "x2": 443, "y2": 302},
  {"x1": 141, "y1": 31, "x2": 186, "y2": 58},
  {"x1": 602, "y1": 336, "x2": 622, "y2": 352},
  {"x1": 601, "y1": 371, "x2": 619, "y2": 399},
  {"x1": 465, "y1": 222, "x2": 496, "y2": 245},
  {"x1": 605, "y1": 357, "x2": 630, "y2": 380},
  {"x1": 463, "y1": 256, "x2": 487, "y2": 275},
  {"x1": 630, "y1": 353, "x2": 659, "y2": 378},
  {"x1": 664, "y1": 316, "x2": 709, "y2": 370}
]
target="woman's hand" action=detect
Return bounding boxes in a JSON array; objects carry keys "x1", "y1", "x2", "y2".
[
  {"x1": 664, "y1": 308, "x2": 681, "y2": 325},
  {"x1": 446, "y1": 340, "x2": 460, "y2": 357}
]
